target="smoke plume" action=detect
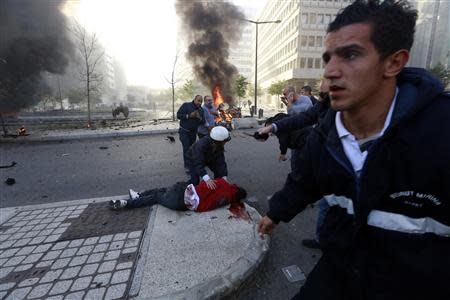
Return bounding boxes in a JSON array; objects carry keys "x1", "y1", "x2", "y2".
[
  {"x1": 175, "y1": 0, "x2": 244, "y2": 99},
  {"x1": 0, "y1": 0, "x2": 73, "y2": 113}
]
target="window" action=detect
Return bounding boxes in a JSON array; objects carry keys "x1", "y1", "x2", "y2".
[
  {"x1": 315, "y1": 58, "x2": 321, "y2": 69},
  {"x1": 325, "y1": 14, "x2": 331, "y2": 25},
  {"x1": 310, "y1": 13, "x2": 316, "y2": 25},
  {"x1": 307, "y1": 57, "x2": 314, "y2": 69},
  {"x1": 301, "y1": 13, "x2": 308, "y2": 24},
  {"x1": 300, "y1": 57, "x2": 306, "y2": 68},
  {"x1": 317, "y1": 36, "x2": 323, "y2": 47},
  {"x1": 301, "y1": 35, "x2": 307, "y2": 46},
  {"x1": 318, "y1": 14, "x2": 324, "y2": 24},
  {"x1": 308, "y1": 36, "x2": 315, "y2": 47}
]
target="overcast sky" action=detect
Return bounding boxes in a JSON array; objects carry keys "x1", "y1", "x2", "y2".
[{"x1": 66, "y1": 0, "x2": 265, "y2": 89}]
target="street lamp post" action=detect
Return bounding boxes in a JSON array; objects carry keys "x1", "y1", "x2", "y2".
[{"x1": 244, "y1": 19, "x2": 281, "y2": 114}]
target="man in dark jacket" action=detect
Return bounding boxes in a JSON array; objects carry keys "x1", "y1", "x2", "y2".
[
  {"x1": 177, "y1": 95, "x2": 204, "y2": 170},
  {"x1": 301, "y1": 85, "x2": 318, "y2": 105},
  {"x1": 187, "y1": 126, "x2": 231, "y2": 188},
  {"x1": 258, "y1": 1, "x2": 450, "y2": 299}
]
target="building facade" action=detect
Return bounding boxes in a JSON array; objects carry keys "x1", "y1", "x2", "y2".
[
  {"x1": 254, "y1": 0, "x2": 351, "y2": 108},
  {"x1": 409, "y1": 0, "x2": 450, "y2": 70}
]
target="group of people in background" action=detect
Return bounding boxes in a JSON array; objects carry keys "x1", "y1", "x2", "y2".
[{"x1": 110, "y1": 0, "x2": 450, "y2": 299}]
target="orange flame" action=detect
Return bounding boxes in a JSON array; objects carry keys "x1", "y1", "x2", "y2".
[
  {"x1": 213, "y1": 85, "x2": 233, "y2": 124},
  {"x1": 213, "y1": 86, "x2": 224, "y2": 108}
]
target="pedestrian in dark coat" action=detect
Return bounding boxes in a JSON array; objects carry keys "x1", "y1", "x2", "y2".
[
  {"x1": 176, "y1": 95, "x2": 204, "y2": 170},
  {"x1": 258, "y1": 1, "x2": 450, "y2": 299}
]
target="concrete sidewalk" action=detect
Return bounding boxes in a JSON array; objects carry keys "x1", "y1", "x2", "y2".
[{"x1": 0, "y1": 196, "x2": 269, "y2": 300}]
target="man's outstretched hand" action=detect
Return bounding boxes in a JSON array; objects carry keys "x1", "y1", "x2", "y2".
[
  {"x1": 257, "y1": 125, "x2": 273, "y2": 136},
  {"x1": 205, "y1": 179, "x2": 217, "y2": 190},
  {"x1": 258, "y1": 215, "x2": 277, "y2": 239}
]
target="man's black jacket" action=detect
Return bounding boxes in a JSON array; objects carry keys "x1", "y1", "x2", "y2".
[
  {"x1": 187, "y1": 136, "x2": 227, "y2": 178},
  {"x1": 176, "y1": 101, "x2": 204, "y2": 132},
  {"x1": 267, "y1": 68, "x2": 450, "y2": 298}
]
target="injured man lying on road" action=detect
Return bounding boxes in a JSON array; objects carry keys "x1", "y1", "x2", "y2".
[{"x1": 109, "y1": 178, "x2": 247, "y2": 213}]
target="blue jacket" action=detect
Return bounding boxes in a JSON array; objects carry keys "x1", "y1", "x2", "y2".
[
  {"x1": 176, "y1": 101, "x2": 204, "y2": 132},
  {"x1": 268, "y1": 68, "x2": 450, "y2": 297}
]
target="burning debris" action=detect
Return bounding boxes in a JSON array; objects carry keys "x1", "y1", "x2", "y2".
[
  {"x1": 0, "y1": 0, "x2": 73, "y2": 114},
  {"x1": 175, "y1": 0, "x2": 244, "y2": 100}
]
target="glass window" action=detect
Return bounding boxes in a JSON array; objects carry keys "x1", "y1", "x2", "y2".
[
  {"x1": 301, "y1": 13, "x2": 308, "y2": 24},
  {"x1": 325, "y1": 14, "x2": 331, "y2": 24},
  {"x1": 318, "y1": 14, "x2": 324, "y2": 24},
  {"x1": 308, "y1": 36, "x2": 315, "y2": 47},
  {"x1": 317, "y1": 36, "x2": 323, "y2": 47},
  {"x1": 315, "y1": 58, "x2": 321, "y2": 69},
  {"x1": 310, "y1": 13, "x2": 316, "y2": 25},
  {"x1": 307, "y1": 58, "x2": 314, "y2": 69},
  {"x1": 301, "y1": 35, "x2": 307, "y2": 46},
  {"x1": 300, "y1": 57, "x2": 306, "y2": 68}
]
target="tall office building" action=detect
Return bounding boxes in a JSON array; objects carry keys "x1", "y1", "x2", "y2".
[
  {"x1": 409, "y1": 0, "x2": 450, "y2": 70},
  {"x1": 254, "y1": 0, "x2": 350, "y2": 107}
]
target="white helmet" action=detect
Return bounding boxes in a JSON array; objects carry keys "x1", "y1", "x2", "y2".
[{"x1": 210, "y1": 126, "x2": 230, "y2": 142}]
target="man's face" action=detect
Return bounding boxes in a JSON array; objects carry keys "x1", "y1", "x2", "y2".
[
  {"x1": 193, "y1": 96, "x2": 203, "y2": 107},
  {"x1": 205, "y1": 96, "x2": 213, "y2": 106},
  {"x1": 323, "y1": 23, "x2": 385, "y2": 112}
]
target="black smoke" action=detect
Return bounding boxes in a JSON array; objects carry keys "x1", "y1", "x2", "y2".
[
  {"x1": 0, "y1": 0, "x2": 73, "y2": 113},
  {"x1": 175, "y1": 0, "x2": 244, "y2": 99}
]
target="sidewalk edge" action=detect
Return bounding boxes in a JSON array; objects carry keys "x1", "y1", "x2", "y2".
[{"x1": 145, "y1": 204, "x2": 270, "y2": 300}]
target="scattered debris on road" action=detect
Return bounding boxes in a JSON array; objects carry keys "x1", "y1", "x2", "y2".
[
  {"x1": 5, "y1": 178, "x2": 16, "y2": 185},
  {"x1": 165, "y1": 136, "x2": 175, "y2": 143},
  {"x1": 0, "y1": 161, "x2": 17, "y2": 169}
]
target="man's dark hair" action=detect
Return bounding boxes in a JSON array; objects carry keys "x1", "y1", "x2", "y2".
[
  {"x1": 302, "y1": 85, "x2": 312, "y2": 94},
  {"x1": 327, "y1": 0, "x2": 417, "y2": 59},
  {"x1": 235, "y1": 186, "x2": 247, "y2": 201}
]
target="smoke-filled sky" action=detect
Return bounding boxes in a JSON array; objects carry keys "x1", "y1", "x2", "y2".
[{"x1": 66, "y1": 0, "x2": 263, "y2": 88}]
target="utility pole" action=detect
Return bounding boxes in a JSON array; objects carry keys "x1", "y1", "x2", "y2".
[
  {"x1": 243, "y1": 19, "x2": 281, "y2": 112},
  {"x1": 426, "y1": 0, "x2": 440, "y2": 69}
]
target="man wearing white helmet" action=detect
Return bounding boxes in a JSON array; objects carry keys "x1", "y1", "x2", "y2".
[{"x1": 186, "y1": 126, "x2": 231, "y2": 189}]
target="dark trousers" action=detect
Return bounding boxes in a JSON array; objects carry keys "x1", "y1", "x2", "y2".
[
  {"x1": 292, "y1": 254, "x2": 354, "y2": 300},
  {"x1": 179, "y1": 129, "x2": 197, "y2": 168},
  {"x1": 126, "y1": 182, "x2": 189, "y2": 211}
]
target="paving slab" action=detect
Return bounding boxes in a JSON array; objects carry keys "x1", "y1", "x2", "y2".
[{"x1": 0, "y1": 196, "x2": 268, "y2": 300}]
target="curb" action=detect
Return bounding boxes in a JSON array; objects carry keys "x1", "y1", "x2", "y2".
[
  {"x1": 0, "y1": 129, "x2": 180, "y2": 143},
  {"x1": 145, "y1": 205, "x2": 270, "y2": 300}
]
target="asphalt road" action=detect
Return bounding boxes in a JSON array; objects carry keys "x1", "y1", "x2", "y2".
[{"x1": 0, "y1": 132, "x2": 321, "y2": 299}]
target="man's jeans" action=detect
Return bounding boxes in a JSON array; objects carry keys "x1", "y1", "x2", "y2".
[
  {"x1": 179, "y1": 128, "x2": 197, "y2": 168},
  {"x1": 126, "y1": 182, "x2": 189, "y2": 211}
]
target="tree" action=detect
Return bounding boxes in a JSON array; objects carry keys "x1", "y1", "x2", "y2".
[
  {"x1": 268, "y1": 80, "x2": 287, "y2": 98},
  {"x1": 429, "y1": 62, "x2": 450, "y2": 87},
  {"x1": 72, "y1": 21, "x2": 104, "y2": 127},
  {"x1": 247, "y1": 83, "x2": 263, "y2": 99},
  {"x1": 165, "y1": 54, "x2": 179, "y2": 121},
  {"x1": 67, "y1": 88, "x2": 85, "y2": 109},
  {"x1": 233, "y1": 75, "x2": 248, "y2": 107},
  {"x1": 178, "y1": 79, "x2": 195, "y2": 101}
]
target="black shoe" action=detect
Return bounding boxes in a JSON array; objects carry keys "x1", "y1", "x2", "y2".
[
  {"x1": 302, "y1": 239, "x2": 321, "y2": 249},
  {"x1": 109, "y1": 200, "x2": 128, "y2": 210}
]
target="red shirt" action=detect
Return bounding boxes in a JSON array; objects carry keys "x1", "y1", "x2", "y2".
[{"x1": 194, "y1": 179, "x2": 238, "y2": 212}]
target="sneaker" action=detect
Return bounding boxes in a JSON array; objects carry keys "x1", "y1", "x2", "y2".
[
  {"x1": 128, "y1": 189, "x2": 140, "y2": 201},
  {"x1": 109, "y1": 199, "x2": 128, "y2": 210},
  {"x1": 301, "y1": 239, "x2": 321, "y2": 249}
]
